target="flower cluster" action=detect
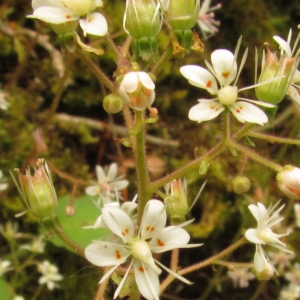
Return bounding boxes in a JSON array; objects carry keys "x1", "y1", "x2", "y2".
[
  {"x1": 180, "y1": 38, "x2": 274, "y2": 125},
  {"x1": 85, "y1": 199, "x2": 201, "y2": 300}
]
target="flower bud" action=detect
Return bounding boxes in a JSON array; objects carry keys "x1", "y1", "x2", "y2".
[
  {"x1": 11, "y1": 159, "x2": 58, "y2": 220},
  {"x1": 103, "y1": 94, "x2": 124, "y2": 113},
  {"x1": 164, "y1": 0, "x2": 200, "y2": 30},
  {"x1": 255, "y1": 46, "x2": 298, "y2": 104},
  {"x1": 118, "y1": 71, "x2": 155, "y2": 110},
  {"x1": 164, "y1": 179, "x2": 189, "y2": 224},
  {"x1": 231, "y1": 176, "x2": 251, "y2": 194},
  {"x1": 277, "y1": 165, "x2": 300, "y2": 199},
  {"x1": 124, "y1": 0, "x2": 162, "y2": 60},
  {"x1": 253, "y1": 248, "x2": 274, "y2": 280}
]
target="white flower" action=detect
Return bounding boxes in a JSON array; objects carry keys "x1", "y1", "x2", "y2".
[
  {"x1": 38, "y1": 261, "x2": 63, "y2": 290},
  {"x1": 0, "y1": 170, "x2": 8, "y2": 192},
  {"x1": 0, "y1": 90, "x2": 9, "y2": 110},
  {"x1": 28, "y1": 0, "x2": 108, "y2": 36},
  {"x1": 119, "y1": 71, "x2": 155, "y2": 111},
  {"x1": 0, "y1": 260, "x2": 13, "y2": 276},
  {"x1": 245, "y1": 202, "x2": 291, "y2": 253},
  {"x1": 20, "y1": 235, "x2": 45, "y2": 253},
  {"x1": 180, "y1": 38, "x2": 274, "y2": 125},
  {"x1": 268, "y1": 251, "x2": 295, "y2": 272},
  {"x1": 85, "y1": 163, "x2": 129, "y2": 204},
  {"x1": 227, "y1": 268, "x2": 255, "y2": 288},
  {"x1": 273, "y1": 29, "x2": 300, "y2": 106},
  {"x1": 85, "y1": 199, "x2": 201, "y2": 300},
  {"x1": 285, "y1": 263, "x2": 300, "y2": 285},
  {"x1": 13, "y1": 296, "x2": 25, "y2": 300},
  {"x1": 279, "y1": 284, "x2": 300, "y2": 300},
  {"x1": 197, "y1": 0, "x2": 221, "y2": 37},
  {"x1": 245, "y1": 201, "x2": 293, "y2": 277}
]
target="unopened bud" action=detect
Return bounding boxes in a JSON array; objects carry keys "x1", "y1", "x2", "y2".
[
  {"x1": 164, "y1": 179, "x2": 189, "y2": 224},
  {"x1": 277, "y1": 165, "x2": 300, "y2": 199},
  {"x1": 11, "y1": 159, "x2": 58, "y2": 220},
  {"x1": 118, "y1": 71, "x2": 155, "y2": 110},
  {"x1": 253, "y1": 249, "x2": 274, "y2": 280},
  {"x1": 232, "y1": 176, "x2": 251, "y2": 194},
  {"x1": 255, "y1": 46, "x2": 298, "y2": 104},
  {"x1": 103, "y1": 94, "x2": 124, "y2": 113}
]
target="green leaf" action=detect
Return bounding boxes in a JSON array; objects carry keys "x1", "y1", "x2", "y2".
[
  {"x1": 50, "y1": 195, "x2": 108, "y2": 250},
  {"x1": 0, "y1": 278, "x2": 11, "y2": 300}
]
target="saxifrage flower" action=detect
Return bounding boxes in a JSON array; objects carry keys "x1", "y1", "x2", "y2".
[
  {"x1": 180, "y1": 38, "x2": 274, "y2": 125},
  {"x1": 85, "y1": 199, "x2": 201, "y2": 300}
]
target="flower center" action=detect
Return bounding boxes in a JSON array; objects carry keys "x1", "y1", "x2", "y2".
[
  {"x1": 63, "y1": 0, "x2": 95, "y2": 16},
  {"x1": 131, "y1": 239, "x2": 161, "y2": 274},
  {"x1": 217, "y1": 86, "x2": 238, "y2": 105}
]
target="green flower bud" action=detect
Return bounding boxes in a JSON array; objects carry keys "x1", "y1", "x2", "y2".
[
  {"x1": 103, "y1": 94, "x2": 124, "y2": 113},
  {"x1": 11, "y1": 159, "x2": 58, "y2": 220},
  {"x1": 124, "y1": 0, "x2": 162, "y2": 60},
  {"x1": 255, "y1": 46, "x2": 298, "y2": 104},
  {"x1": 165, "y1": 0, "x2": 200, "y2": 30},
  {"x1": 164, "y1": 179, "x2": 189, "y2": 224},
  {"x1": 231, "y1": 176, "x2": 251, "y2": 194},
  {"x1": 124, "y1": 0, "x2": 162, "y2": 39}
]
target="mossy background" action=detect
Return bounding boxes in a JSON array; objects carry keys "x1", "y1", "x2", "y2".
[{"x1": 0, "y1": 0, "x2": 300, "y2": 299}]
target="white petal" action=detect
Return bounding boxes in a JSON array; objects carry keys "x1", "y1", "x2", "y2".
[
  {"x1": 102, "y1": 206, "x2": 134, "y2": 243},
  {"x1": 287, "y1": 86, "x2": 300, "y2": 106},
  {"x1": 137, "y1": 72, "x2": 155, "y2": 90},
  {"x1": 133, "y1": 261, "x2": 160, "y2": 300},
  {"x1": 111, "y1": 180, "x2": 129, "y2": 190},
  {"x1": 237, "y1": 98, "x2": 275, "y2": 108},
  {"x1": 96, "y1": 165, "x2": 106, "y2": 182},
  {"x1": 106, "y1": 163, "x2": 118, "y2": 181},
  {"x1": 188, "y1": 100, "x2": 224, "y2": 122},
  {"x1": 85, "y1": 185, "x2": 99, "y2": 196},
  {"x1": 229, "y1": 101, "x2": 268, "y2": 125},
  {"x1": 79, "y1": 13, "x2": 108, "y2": 36},
  {"x1": 29, "y1": 7, "x2": 78, "y2": 24},
  {"x1": 180, "y1": 65, "x2": 218, "y2": 94},
  {"x1": 85, "y1": 241, "x2": 130, "y2": 266},
  {"x1": 245, "y1": 228, "x2": 265, "y2": 245},
  {"x1": 149, "y1": 227, "x2": 190, "y2": 253},
  {"x1": 248, "y1": 203, "x2": 267, "y2": 223},
  {"x1": 273, "y1": 36, "x2": 292, "y2": 57},
  {"x1": 120, "y1": 72, "x2": 139, "y2": 93},
  {"x1": 211, "y1": 49, "x2": 237, "y2": 86},
  {"x1": 140, "y1": 200, "x2": 167, "y2": 240},
  {"x1": 121, "y1": 202, "x2": 138, "y2": 215},
  {"x1": 32, "y1": 0, "x2": 65, "y2": 9}
]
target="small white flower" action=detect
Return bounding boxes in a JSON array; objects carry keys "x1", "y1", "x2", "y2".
[
  {"x1": 28, "y1": 0, "x2": 108, "y2": 36},
  {"x1": 13, "y1": 296, "x2": 25, "y2": 300},
  {"x1": 277, "y1": 165, "x2": 300, "y2": 199},
  {"x1": 197, "y1": 0, "x2": 221, "y2": 37},
  {"x1": 85, "y1": 199, "x2": 201, "y2": 300},
  {"x1": 0, "y1": 260, "x2": 13, "y2": 276},
  {"x1": 227, "y1": 268, "x2": 255, "y2": 288},
  {"x1": 119, "y1": 71, "x2": 155, "y2": 111},
  {"x1": 20, "y1": 235, "x2": 45, "y2": 253},
  {"x1": 0, "y1": 90, "x2": 9, "y2": 110},
  {"x1": 180, "y1": 38, "x2": 274, "y2": 125},
  {"x1": 273, "y1": 29, "x2": 300, "y2": 106},
  {"x1": 245, "y1": 201, "x2": 293, "y2": 277},
  {"x1": 268, "y1": 251, "x2": 295, "y2": 272},
  {"x1": 38, "y1": 261, "x2": 63, "y2": 290},
  {"x1": 285, "y1": 263, "x2": 300, "y2": 285},
  {"x1": 279, "y1": 284, "x2": 300, "y2": 300},
  {"x1": 85, "y1": 163, "x2": 129, "y2": 204}
]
